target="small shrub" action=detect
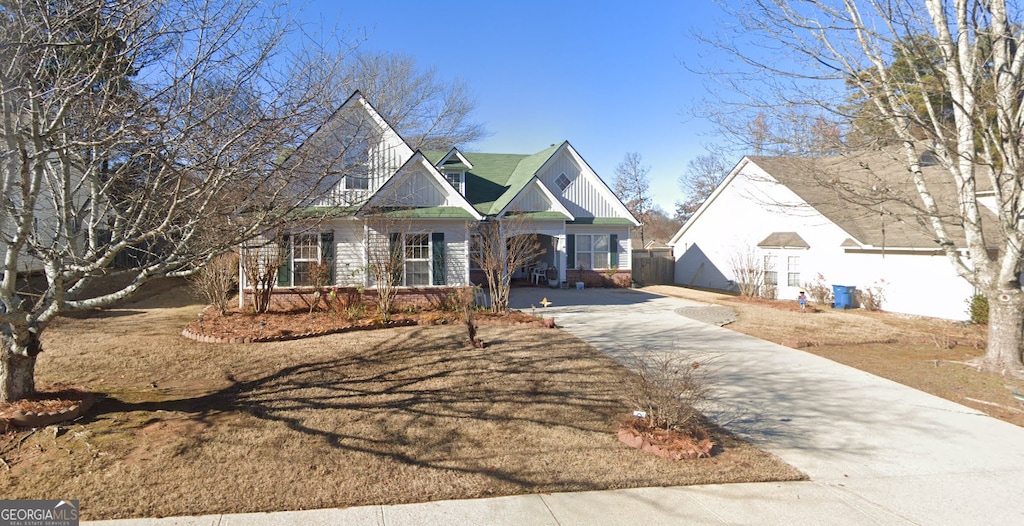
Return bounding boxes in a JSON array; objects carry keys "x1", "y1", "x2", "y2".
[
  {"x1": 306, "y1": 261, "x2": 333, "y2": 313},
  {"x1": 455, "y1": 286, "x2": 484, "y2": 348},
  {"x1": 760, "y1": 283, "x2": 777, "y2": 300},
  {"x1": 602, "y1": 265, "x2": 618, "y2": 287},
  {"x1": 242, "y1": 248, "x2": 280, "y2": 314},
  {"x1": 189, "y1": 252, "x2": 239, "y2": 315},
  {"x1": 804, "y1": 273, "x2": 832, "y2": 305},
  {"x1": 623, "y1": 352, "x2": 713, "y2": 432},
  {"x1": 431, "y1": 289, "x2": 465, "y2": 312},
  {"x1": 856, "y1": 279, "x2": 887, "y2": 311},
  {"x1": 966, "y1": 294, "x2": 988, "y2": 325},
  {"x1": 346, "y1": 304, "x2": 367, "y2": 321}
]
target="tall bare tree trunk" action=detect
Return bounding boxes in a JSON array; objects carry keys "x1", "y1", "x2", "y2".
[
  {"x1": 1, "y1": 329, "x2": 41, "y2": 402},
  {"x1": 983, "y1": 289, "x2": 1024, "y2": 375}
]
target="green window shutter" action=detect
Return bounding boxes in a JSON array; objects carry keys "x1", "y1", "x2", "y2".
[
  {"x1": 277, "y1": 234, "x2": 291, "y2": 286},
  {"x1": 320, "y1": 232, "x2": 335, "y2": 284},
  {"x1": 431, "y1": 232, "x2": 446, "y2": 285},
  {"x1": 566, "y1": 235, "x2": 575, "y2": 269},
  {"x1": 609, "y1": 234, "x2": 619, "y2": 267},
  {"x1": 389, "y1": 233, "x2": 402, "y2": 285}
]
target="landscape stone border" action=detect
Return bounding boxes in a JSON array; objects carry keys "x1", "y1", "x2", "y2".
[
  {"x1": 1, "y1": 391, "x2": 95, "y2": 432},
  {"x1": 616, "y1": 425, "x2": 714, "y2": 460},
  {"x1": 181, "y1": 319, "x2": 418, "y2": 344},
  {"x1": 181, "y1": 316, "x2": 557, "y2": 344}
]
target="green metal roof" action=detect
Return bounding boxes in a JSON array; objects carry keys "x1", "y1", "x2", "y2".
[
  {"x1": 424, "y1": 143, "x2": 565, "y2": 216},
  {"x1": 568, "y1": 217, "x2": 636, "y2": 226},
  {"x1": 423, "y1": 151, "x2": 446, "y2": 165},
  {"x1": 362, "y1": 206, "x2": 477, "y2": 219},
  {"x1": 509, "y1": 211, "x2": 573, "y2": 221}
]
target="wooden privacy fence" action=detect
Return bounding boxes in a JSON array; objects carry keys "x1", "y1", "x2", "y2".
[{"x1": 631, "y1": 250, "x2": 674, "y2": 286}]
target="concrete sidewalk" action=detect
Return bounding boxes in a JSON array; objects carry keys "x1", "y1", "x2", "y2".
[{"x1": 85, "y1": 287, "x2": 1024, "y2": 525}]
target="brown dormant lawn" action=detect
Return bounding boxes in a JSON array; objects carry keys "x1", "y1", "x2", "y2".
[
  {"x1": 646, "y1": 285, "x2": 1024, "y2": 428},
  {"x1": 0, "y1": 281, "x2": 802, "y2": 520}
]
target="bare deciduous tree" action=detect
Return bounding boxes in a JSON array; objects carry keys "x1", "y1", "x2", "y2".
[
  {"x1": 642, "y1": 206, "x2": 684, "y2": 244},
  {"x1": 473, "y1": 213, "x2": 543, "y2": 314},
  {"x1": 189, "y1": 252, "x2": 239, "y2": 315},
  {"x1": 0, "y1": 0, "x2": 365, "y2": 401},
  {"x1": 701, "y1": 0, "x2": 1024, "y2": 376},
  {"x1": 299, "y1": 50, "x2": 486, "y2": 151},
  {"x1": 240, "y1": 244, "x2": 280, "y2": 314},
  {"x1": 676, "y1": 151, "x2": 731, "y2": 222},
  {"x1": 727, "y1": 246, "x2": 766, "y2": 299},
  {"x1": 362, "y1": 214, "x2": 413, "y2": 322},
  {"x1": 612, "y1": 152, "x2": 652, "y2": 246}
]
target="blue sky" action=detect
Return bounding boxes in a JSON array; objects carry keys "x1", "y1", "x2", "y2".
[{"x1": 300, "y1": 0, "x2": 727, "y2": 214}]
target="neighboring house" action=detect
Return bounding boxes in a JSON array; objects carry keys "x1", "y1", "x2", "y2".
[
  {"x1": 667, "y1": 150, "x2": 993, "y2": 320},
  {"x1": 239, "y1": 91, "x2": 638, "y2": 308}
]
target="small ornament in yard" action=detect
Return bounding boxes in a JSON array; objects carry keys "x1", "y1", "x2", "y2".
[{"x1": 540, "y1": 297, "x2": 552, "y2": 308}]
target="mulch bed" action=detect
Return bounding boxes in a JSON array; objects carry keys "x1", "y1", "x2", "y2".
[
  {"x1": 616, "y1": 416, "x2": 715, "y2": 460},
  {"x1": 184, "y1": 305, "x2": 554, "y2": 343},
  {"x1": 0, "y1": 385, "x2": 95, "y2": 432}
]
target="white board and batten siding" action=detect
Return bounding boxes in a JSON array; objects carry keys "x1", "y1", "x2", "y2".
[
  {"x1": 515, "y1": 184, "x2": 557, "y2": 212},
  {"x1": 538, "y1": 152, "x2": 623, "y2": 219},
  {"x1": 377, "y1": 168, "x2": 450, "y2": 208}
]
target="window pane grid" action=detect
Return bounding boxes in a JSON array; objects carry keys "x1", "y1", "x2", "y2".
[
  {"x1": 445, "y1": 171, "x2": 463, "y2": 194},
  {"x1": 556, "y1": 173, "x2": 571, "y2": 191},
  {"x1": 294, "y1": 234, "x2": 318, "y2": 261},
  {"x1": 469, "y1": 234, "x2": 482, "y2": 270},
  {"x1": 573, "y1": 234, "x2": 610, "y2": 270},
  {"x1": 289, "y1": 233, "x2": 320, "y2": 287},
  {"x1": 404, "y1": 234, "x2": 431, "y2": 286}
]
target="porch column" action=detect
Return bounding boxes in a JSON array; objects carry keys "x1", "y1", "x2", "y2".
[
  {"x1": 554, "y1": 234, "x2": 567, "y2": 284},
  {"x1": 238, "y1": 248, "x2": 246, "y2": 309}
]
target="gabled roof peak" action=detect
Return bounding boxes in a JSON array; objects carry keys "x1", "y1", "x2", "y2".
[{"x1": 436, "y1": 147, "x2": 474, "y2": 170}]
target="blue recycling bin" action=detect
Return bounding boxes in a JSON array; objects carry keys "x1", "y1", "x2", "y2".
[{"x1": 832, "y1": 285, "x2": 856, "y2": 309}]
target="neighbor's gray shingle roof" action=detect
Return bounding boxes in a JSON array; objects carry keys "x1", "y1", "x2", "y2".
[
  {"x1": 747, "y1": 150, "x2": 997, "y2": 250},
  {"x1": 757, "y1": 232, "x2": 810, "y2": 249}
]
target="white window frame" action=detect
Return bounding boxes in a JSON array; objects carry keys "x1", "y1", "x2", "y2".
[
  {"x1": 555, "y1": 172, "x2": 571, "y2": 192},
  {"x1": 574, "y1": 234, "x2": 610, "y2": 270},
  {"x1": 404, "y1": 233, "x2": 431, "y2": 287},
  {"x1": 289, "y1": 233, "x2": 321, "y2": 287},
  {"x1": 342, "y1": 136, "x2": 371, "y2": 190},
  {"x1": 444, "y1": 170, "x2": 465, "y2": 195},
  {"x1": 763, "y1": 254, "x2": 778, "y2": 286},
  {"x1": 787, "y1": 255, "x2": 801, "y2": 287}
]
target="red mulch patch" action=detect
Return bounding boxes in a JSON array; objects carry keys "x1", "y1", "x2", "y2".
[
  {"x1": 186, "y1": 305, "x2": 550, "y2": 341},
  {"x1": 617, "y1": 416, "x2": 715, "y2": 460},
  {"x1": 0, "y1": 385, "x2": 94, "y2": 432}
]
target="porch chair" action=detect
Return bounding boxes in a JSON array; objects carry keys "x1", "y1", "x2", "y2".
[{"x1": 530, "y1": 262, "x2": 549, "y2": 285}]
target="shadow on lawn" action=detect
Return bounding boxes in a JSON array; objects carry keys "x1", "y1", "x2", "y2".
[{"x1": 86, "y1": 326, "x2": 625, "y2": 490}]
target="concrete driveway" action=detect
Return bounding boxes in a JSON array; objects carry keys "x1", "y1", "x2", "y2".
[{"x1": 510, "y1": 286, "x2": 1024, "y2": 525}]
